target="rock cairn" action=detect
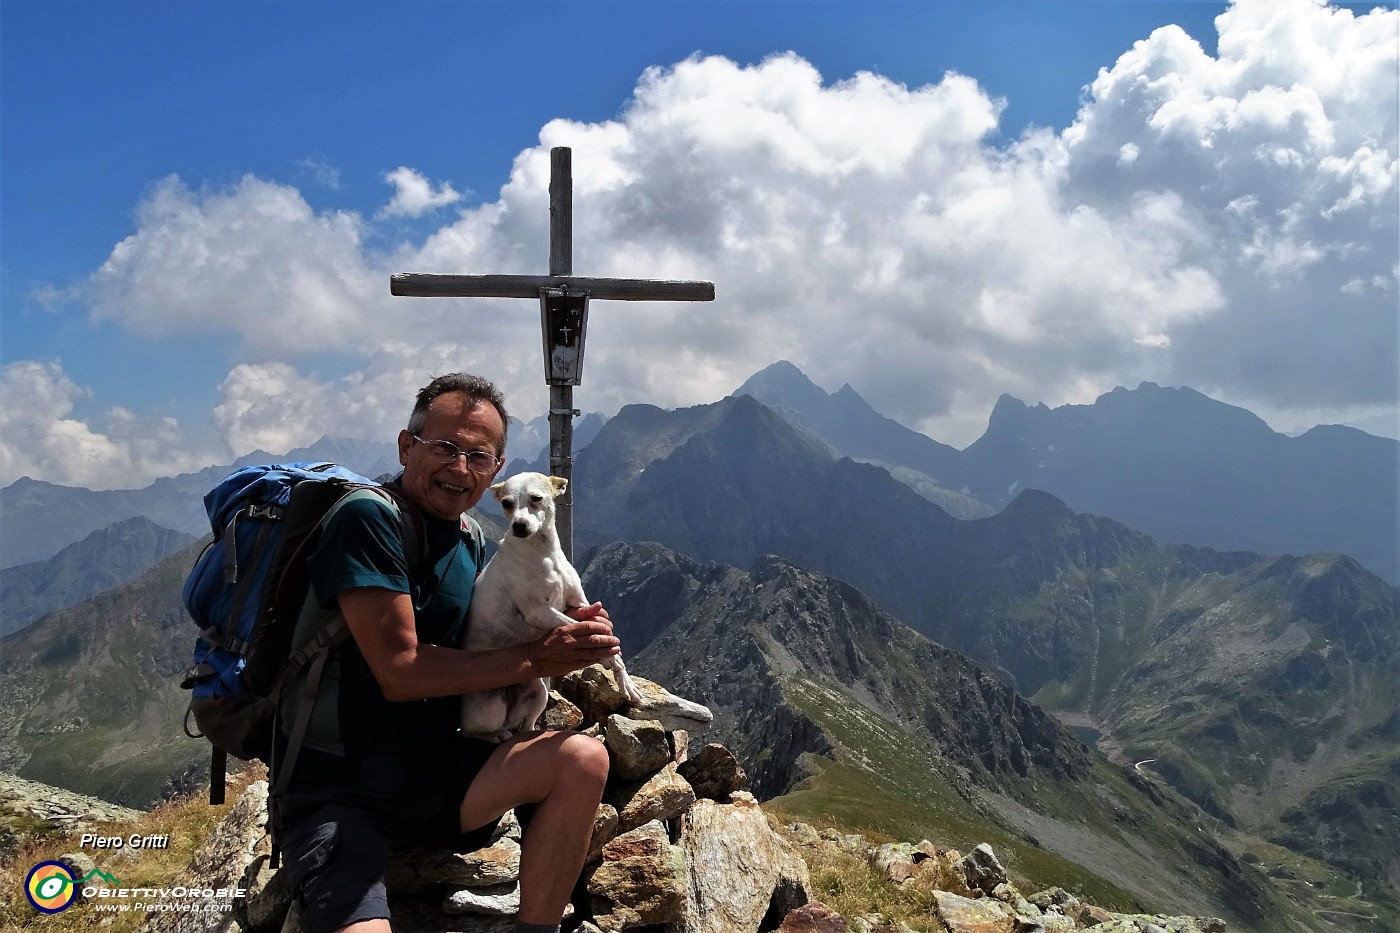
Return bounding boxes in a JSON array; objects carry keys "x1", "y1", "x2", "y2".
[
  {"x1": 130, "y1": 669, "x2": 1231, "y2": 933},
  {"x1": 775, "y1": 830, "x2": 1230, "y2": 933},
  {"x1": 144, "y1": 669, "x2": 811, "y2": 933}
]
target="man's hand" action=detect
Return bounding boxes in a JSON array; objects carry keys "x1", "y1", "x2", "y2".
[{"x1": 526, "y1": 618, "x2": 621, "y2": 678}]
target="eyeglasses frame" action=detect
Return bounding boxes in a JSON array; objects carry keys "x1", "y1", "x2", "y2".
[{"x1": 409, "y1": 434, "x2": 504, "y2": 475}]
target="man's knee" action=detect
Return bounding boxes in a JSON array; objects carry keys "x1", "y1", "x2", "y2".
[{"x1": 559, "y1": 733, "x2": 610, "y2": 790}]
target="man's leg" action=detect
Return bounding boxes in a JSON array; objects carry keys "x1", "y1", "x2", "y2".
[
  {"x1": 278, "y1": 799, "x2": 395, "y2": 933},
  {"x1": 458, "y1": 730, "x2": 610, "y2": 927}
]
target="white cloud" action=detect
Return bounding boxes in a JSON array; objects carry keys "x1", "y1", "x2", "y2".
[
  {"x1": 89, "y1": 174, "x2": 382, "y2": 354},
  {"x1": 1055, "y1": 0, "x2": 1397, "y2": 413},
  {"x1": 212, "y1": 362, "x2": 337, "y2": 456},
  {"x1": 0, "y1": 360, "x2": 211, "y2": 489},
  {"x1": 379, "y1": 166, "x2": 463, "y2": 218},
  {"x1": 65, "y1": 0, "x2": 1397, "y2": 470},
  {"x1": 296, "y1": 155, "x2": 342, "y2": 190}
]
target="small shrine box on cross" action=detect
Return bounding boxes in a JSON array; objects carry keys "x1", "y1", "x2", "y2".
[
  {"x1": 541, "y1": 286, "x2": 588, "y2": 385},
  {"x1": 390, "y1": 147, "x2": 715, "y2": 555}
]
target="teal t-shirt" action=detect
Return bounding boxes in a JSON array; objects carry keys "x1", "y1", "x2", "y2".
[{"x1": 301, "y1": 489, "x2": 481, "y2": 758}]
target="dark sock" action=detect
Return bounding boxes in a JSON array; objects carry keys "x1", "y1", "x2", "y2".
[{"x1": 515, "y1": 925, "x2": 560, "y2": 933}]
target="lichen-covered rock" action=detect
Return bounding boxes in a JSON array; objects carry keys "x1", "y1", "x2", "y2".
[
  {"x1": 440, "y1": 881, "x2": 520, "y2": 916},
  {"x1": 242, "y1": 854, "x2": 293, "y2": 933},
  {"x1": 786, "y1": 821, "x2": 824, "y2": 846},
  {"x1": 990, "y1": 882, "x2": 1039, "y2": 918},
  {"x1": 678, "y1": 793, "x2": 810, "y2": 933},
  {"x1": 604, "y1": 715, "x2": 672, "y2": 781},
  {"x1": 870, "y1": 842, "x2": 922, "y2": 884},
  {"x1": 851, "y1": 916, "x2": 918, "y2": 933},
  {"x1": 138, "y1": 780, "x2": 270, "y2": 933},
  {"x1": 586, "y1": 821, "x2": 687, "y2": 932},
  {"x1": 0, "y1": 772, "x2": 142, "y2": 834},
  {"x1": 588, "y1": 803, "x2": 621, "y2": 864},
  {"x1": 933, "y1": 890, "x2": 1017, "y2": 933},
  {"x1": 620, "y1": 677, "x2": 715, "y2": 733},
  {"x1": 386, "y1": 838, "x2": 521, "y2": 892},
  {"x1": 778, "y1": 901, "x2": 850, "y2": 931},
  {"x1": 677, "y1": 743, "x2": 747, "y2": 800},
  {"x1": 1084, "y1": 917, "x2": 1227, "y2": 933},
  {"x1": 671, "y1": 728, "x2": 690, "y2": 764},
  {"x1": 541, "y1": 690, "x2": 584, "y2": 731},
  {"x1": 1028, "y1": 887, "x2": 1081, "y2": 914},
  {"x1": 1079, "y1": 904, "x2": 1117, "y2": 926},
  {"x1": 614, "y1": 762, "x2": 696, "y2": 833},
  {"x1": 557, "y1": 665, "x2": 630, "y2": 723},
  {"x1": 820, "y1": 829, "x2": 872, "y2": 856},
  {"x1": 955, "y1": 843, "x2": 1010, "y2": 896}
]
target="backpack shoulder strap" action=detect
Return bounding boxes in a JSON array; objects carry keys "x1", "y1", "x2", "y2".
[
  {"x1": 371, "y1": 484, "x2": 428, "y2": 576},
  {"x1": 460, "y1": 513, "x2": 487, "y2": 575}
]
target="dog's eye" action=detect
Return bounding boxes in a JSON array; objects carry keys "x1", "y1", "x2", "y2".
[
  {"x1": 529, "y1": 494, "x2": 544, "y2": 504},
  {"x1": 501, "y1": 498, "x2": 515, "y2": 510}
]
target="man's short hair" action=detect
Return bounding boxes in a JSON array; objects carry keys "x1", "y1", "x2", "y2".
[{"x1": 408, "y1": 373, "x2": 509, "y2": 454}]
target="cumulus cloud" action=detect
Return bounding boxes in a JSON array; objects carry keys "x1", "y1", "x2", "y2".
[
  {"x1": 379, "y1": 167, "x2": 463, "y2": 218},
  {"x1": 0, "y1": 361, "x2": 210, "y2": 489},
  {"x1": 89, "y1": 174, "x2": 383, "y2": 354},
  {"x1": 1056, "y1": 0, "x2": 1397, "y2": 413},
  {"x1": 61, "y1": 0, "x2": 1396, "y2": 474}
]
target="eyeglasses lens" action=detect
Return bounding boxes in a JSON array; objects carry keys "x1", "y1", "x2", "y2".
[{"x1": 420, "y1": 438, "x2": 498, "y2": 474}]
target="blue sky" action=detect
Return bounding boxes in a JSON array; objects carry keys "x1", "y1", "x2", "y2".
[{"x1": 2, "y1": 0, "x2": 1396, "y2": 488}]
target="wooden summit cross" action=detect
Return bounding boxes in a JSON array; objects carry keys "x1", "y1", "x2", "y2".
[{"x1": 391, "y1": 147, "x2": 715, "y2": 557}]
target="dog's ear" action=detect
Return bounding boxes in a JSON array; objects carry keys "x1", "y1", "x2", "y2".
[
  {"x1": 548, "y1": 476, "x2": 569, "y2": 497},
  {"x1": 491, "y1": 481, "x2": 507, "y2": 500}
]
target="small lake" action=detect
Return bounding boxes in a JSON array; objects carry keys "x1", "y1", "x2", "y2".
[{"x1": 1070, "y1": 725, "x2": 1102, "y2": 752}]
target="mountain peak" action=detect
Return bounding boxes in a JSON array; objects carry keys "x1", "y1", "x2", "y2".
[
  {"x1": 733, "y1": 360, "x2": 831, "y2": 409},
  {"x1": 985, "y1": 393, "x2": 1041, "y2": 429}
]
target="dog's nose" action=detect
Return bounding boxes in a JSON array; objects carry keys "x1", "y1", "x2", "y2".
[{"x1": 511, "y1": 521, "x2": 530, "y2": 538}]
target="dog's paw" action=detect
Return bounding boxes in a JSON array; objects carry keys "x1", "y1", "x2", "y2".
[{"x1": 618, "y1": 675, "x2": 644, "y2": 705}]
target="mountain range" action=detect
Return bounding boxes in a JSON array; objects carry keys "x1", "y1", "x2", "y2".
[
  {"x1": 0, "y1": 437, "x2": 398, "y2": 570},
  {"x1": 561, "y1": 389, "x2": 1398, "y2": 922},
  {"x1": 0, "y1": 413, "x2": 606, "y2": 574},
  {"x1": 0, "y1": 516, "x2": 195, "y2": 637},
  {"x1": 1, "y1": 363, "x2": 1396, "y2": 927},
  {"x1": 0, "y1": 532, "x2": 1312, "y2": 928},
  {"x1": 581, "y1": 541, "x2": 1306, "y2": 929},
  {"x1": 6, "y1": 363, "x2": 1392, "y2": 584},
  {"x1": 737, "y1": 361, "x2": 1398, "y2": 584}
]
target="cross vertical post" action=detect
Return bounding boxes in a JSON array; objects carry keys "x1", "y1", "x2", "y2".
[
  {"x1": 548, "y1": 147, "x2": 577, "y2": 555},
  {"x1": 390, "y1": 146, "x2": 715, "y2": 560}
]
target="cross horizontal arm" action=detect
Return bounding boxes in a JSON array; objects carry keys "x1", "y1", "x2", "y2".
[{"x1": 390, "y1": 273, "x2": 714, "y2": 302}]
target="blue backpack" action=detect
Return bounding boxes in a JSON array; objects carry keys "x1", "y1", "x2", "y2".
[{"x1": 180, "y1": 462, "x2": 427, "y2": 805}]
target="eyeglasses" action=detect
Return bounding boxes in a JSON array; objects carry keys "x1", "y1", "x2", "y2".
[{"x1": 410, "y1": 435, "x2": 503, "y2": 475}]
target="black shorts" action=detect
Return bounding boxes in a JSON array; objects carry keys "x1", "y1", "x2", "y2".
[{"x1": 276, "y1": 735, "x2": 502, "y2": 933}]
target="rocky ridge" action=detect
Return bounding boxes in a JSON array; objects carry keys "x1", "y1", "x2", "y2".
[{"x1": 1, "y1": 771, "x2": 142, "y2": 842}]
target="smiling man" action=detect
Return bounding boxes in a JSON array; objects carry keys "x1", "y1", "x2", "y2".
[{"x1": 274, "y1": 372, "x2": 623, "y2": 933}]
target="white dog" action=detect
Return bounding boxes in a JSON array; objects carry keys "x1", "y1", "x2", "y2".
[{"x1": 461, "y1": 472, "x2": 643, "y2": 742}]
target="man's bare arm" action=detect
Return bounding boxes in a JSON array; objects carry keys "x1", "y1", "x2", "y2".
[{"x1": 338, "y1": 587, "x2": 622, "y2": 702}]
